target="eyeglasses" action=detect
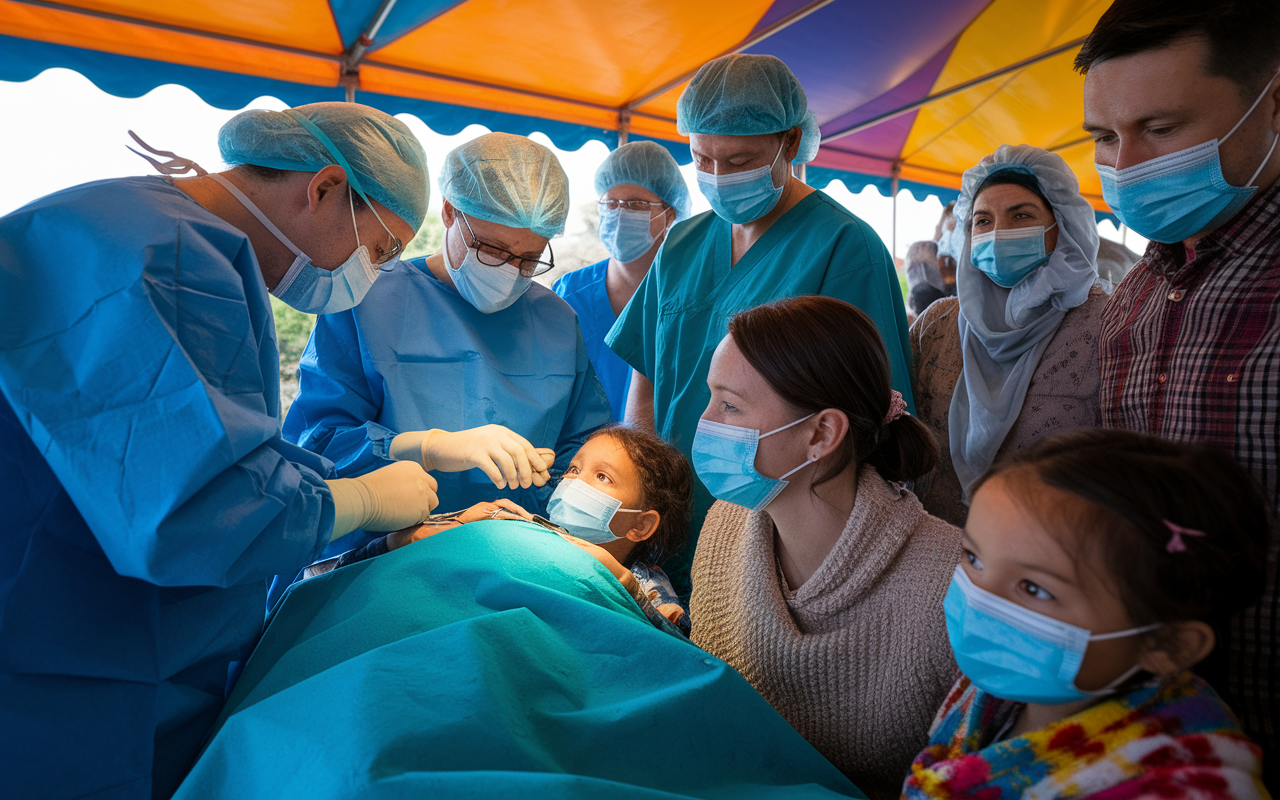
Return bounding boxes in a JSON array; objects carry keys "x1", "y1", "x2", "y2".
[
  {"x1": 350, "y1": 186, "x2": 403, "y2": 267},
  {"x1": 458, "y1": 212, "x2": 555, "y2": 277},
  {"x1": 598, "y1": 199, "x2": 669, "y2": 213}
]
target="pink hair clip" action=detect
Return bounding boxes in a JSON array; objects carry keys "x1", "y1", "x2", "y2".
[
  {"x1": 1163, "y1": 519, "x2": 1207, "y2": 553},
  {"x1": 883, "y1": 390, "x2": 908, "y2": 425}
]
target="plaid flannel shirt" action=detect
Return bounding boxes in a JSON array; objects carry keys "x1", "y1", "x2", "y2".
[{"x1": 1099, "y1": 180, "x2": 1280, "y2": 762}]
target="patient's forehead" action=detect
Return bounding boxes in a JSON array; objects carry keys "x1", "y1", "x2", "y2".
[{"x1": 576, "y1": 435, "x2": 642, "y2": 487}]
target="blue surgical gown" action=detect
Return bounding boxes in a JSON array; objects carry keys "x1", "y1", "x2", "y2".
[
  {"x1": 606, "y1": 191, "x2": 914, "y2": 595},
  {"x1": 283, "y1": 256, "x2": 611, "y2": 555},
  {"x1": 0, "y1": 176, "x2": 335, "y2": 799},
  {"x1": 553, "y1": 258, "x2": 633, "y2": 421}
]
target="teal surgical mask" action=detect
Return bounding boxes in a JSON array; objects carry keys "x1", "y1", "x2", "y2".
[
  {"x1": 696, "y1": 142, "x2": 787, "y2": 224},
  {"x1": 969, "y1": 222, "x2": 1057, "y2": 288}
]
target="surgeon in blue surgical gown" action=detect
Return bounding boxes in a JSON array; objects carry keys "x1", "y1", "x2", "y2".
[
  {"x1": 0, "y1": 103, "x2": 449, "y2": 799},
  {"x1": 285, "y1": 133, "x2": 612, "y2": 560}
]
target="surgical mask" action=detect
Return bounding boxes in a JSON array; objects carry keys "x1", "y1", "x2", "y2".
[
  {"x1": 443, "y1": 221, "x2": 532, "y2": 314},
  {"x1": 969, "y1": 222, "x2": 1057, "y2": 288},
  {"x1": 210, "y1": 174, "x2": 381, "y2": 315},
  {"x1": 937, "y1": 223, "x2": 960, "y2": 261},
  {"x1": 599, "y1": 206, "x2": 661, "y2": 263},
  {"x1": 1097, "y1": 72, "x2": 1280, "y2": 244},
  {"x1": 945, "y1": 566, "x2": 1160, "y2": 705},
  {"x1": 547, "y1": 478, "x2": 641, "y2": 544},
  {"x1": 692, "y1": 415, "x2": 815, "y2": 512},
  {"x1": 697, "y1": 142, "x2": 787, "y2": 225}
]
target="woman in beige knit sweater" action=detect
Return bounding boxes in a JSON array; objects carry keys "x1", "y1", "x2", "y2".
[
  {"x1": 687, "y1": 296, "x2": 962, "y2": 800},
  {"x1": 911, "y1": 145, "x2": 1104, "y2": 526}
]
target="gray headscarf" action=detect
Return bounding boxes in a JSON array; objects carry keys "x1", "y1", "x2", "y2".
[{"x1": 948, "y1": 144, "x2": 1100, "y2": 500}]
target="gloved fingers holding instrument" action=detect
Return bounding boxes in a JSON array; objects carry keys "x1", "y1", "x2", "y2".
[{"x1": 388, "y1": 425, "x2": 555, "y2": 490}]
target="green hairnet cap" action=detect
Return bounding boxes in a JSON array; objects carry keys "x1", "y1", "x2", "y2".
[
  {"x1": 594, "y1": 141, "x2": 692, "y2": 221},
  {"x1": 439, "y1": 133, "x2": 570, "y2": 238},
  {"x1": 219, "y1": 101, "x2": 429, "y2": 231},
  {"x1": 676, "y1": 54, "x2": 820, "y2": 165}
]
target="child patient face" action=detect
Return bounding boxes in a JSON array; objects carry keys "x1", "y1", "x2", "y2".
[
  {"x1": 963, "y1": 474, "x2": 1150, "y2": 695},
  {"x1": 563, "y1": 434, "x2": 645, "y2": 538}
]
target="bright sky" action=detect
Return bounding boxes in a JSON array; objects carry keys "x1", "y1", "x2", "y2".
[{"x1": 0, "y1": 68, "x2": 1142, "y2": 259}]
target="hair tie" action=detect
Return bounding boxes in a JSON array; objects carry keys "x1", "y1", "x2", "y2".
[
  {"x1": 882, "y1": 390, "x2": 908, "y2": 425},
  {"x1": 1163, "y1": 519, "x2": 1207, "y2": 553}
]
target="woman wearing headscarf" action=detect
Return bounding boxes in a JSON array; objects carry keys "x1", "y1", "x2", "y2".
[
  {"x1": 606, "y1": 54, "x2": 913, "y2": 594},
  {"x1": 285, "y1": 133, "x2": 612, "y2": 563},
  {"x1": 910, "y1": 144, "x2": 1105, "y2": 525}
]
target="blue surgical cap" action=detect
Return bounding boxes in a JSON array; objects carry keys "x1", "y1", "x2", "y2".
[
  {"x1": 676, "y1": 54, "x2": 820, "y2": 165},
  {"x1": 438, "y1": 133, "x2": 570, "y2": 238},
  {"x1": 594, "y1": 141, "x2": 692, "y2": 221},
  {"x1": 219, "y1": 102, "x2": 430, "y2": 231}
]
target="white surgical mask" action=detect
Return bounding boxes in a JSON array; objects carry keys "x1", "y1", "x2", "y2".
[
  {"x1": 211, "y1": 174, "x2": 382, "y2": 315},
  {"x1": 443, "y1": 219, "x2": 532, "y2": 314}
]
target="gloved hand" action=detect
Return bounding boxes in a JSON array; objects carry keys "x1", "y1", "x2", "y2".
[
  {"x1": 389, "y1": 426, "x2": 555, "y2": 490},
  {"x1": 327, "y1": 461, "x2": 439, "y2": 541}
]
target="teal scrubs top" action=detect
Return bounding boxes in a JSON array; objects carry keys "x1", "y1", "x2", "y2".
[
  {"x1": 606, "y1": 191, "x2": 914, "y2": 594},
  {"x1": 553, "y1": 258, "x2": 632, "y2": 421}
]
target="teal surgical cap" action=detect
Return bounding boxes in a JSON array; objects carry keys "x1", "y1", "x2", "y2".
[
  {"x1": 594, "y1": 141, "x2": 692, "y2": 221},
  {"x1": 219, "y1": 101, "x2": 430, "y2": 231},
  {"x1": 439, "y1": 132, "x2": 570, "y2": 238},
  {"x1": 676, "y1": 54, "x2": 820, "y2": 165}
]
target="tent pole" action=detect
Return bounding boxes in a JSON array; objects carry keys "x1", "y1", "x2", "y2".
[
  {"x1": 792, "y1": 163, "x2": 806, "y2": 184},
  {"x1": 346, "y1": 85, "x2": 356, "y2": 103},
  {"x1": 890, "y1": 163, "x2": 901, "y2": 259},
  {"x1": 617, "y1": 110, "x2": 631, "y2": 147}
]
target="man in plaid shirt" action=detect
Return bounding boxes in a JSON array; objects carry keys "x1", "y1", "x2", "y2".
[{"x1": 1076, "y1": 0, "x2": 1280, "y2": 782}]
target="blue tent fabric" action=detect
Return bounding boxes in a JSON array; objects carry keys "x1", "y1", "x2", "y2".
[{"x1": 176, "y1": 521, "x2": 867, "y2": 800}]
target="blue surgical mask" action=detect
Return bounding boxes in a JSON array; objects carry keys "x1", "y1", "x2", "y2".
[
  {"x1": 696, "y1": 142, "x2": 787, "y2": 225},
  {"x1": 691, "y1": 414, "x2": 814, "y2": 512},
  {"x1": 211, "y1": 174, "x2": 384, "y2": 315},
  {"x1": 443, "y1": 218, "x2": 532, "y2": 314},
  {"x1": 547, "y1": 478, "x2": 641, "y2": 544},
  {"x1": 1097, "y1": 72, "x2": 1280, "y2": 244},
  {"x1": 599, "y1": 206, "x2": 661, "y2": 263},
  {"x1": 969, "y1": 223, "x2": 1057, "y2": 288},
  {"x1": 945, "y1": 566, "x2": 1160, "y2": 705}
]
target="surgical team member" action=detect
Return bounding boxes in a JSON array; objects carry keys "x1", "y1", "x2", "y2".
[
  {"x1": 606, "y1": 54, "x2": 915, "y2": 593},
  {"x1": 286, "y1": 132, "x2": 612, "y2": 558},
  {"x1": 553, "y1": 141, "x2": 691, "y2": 420},
  {"x1": 0, "y1": 103, "x2": 440, "y2": 799}
]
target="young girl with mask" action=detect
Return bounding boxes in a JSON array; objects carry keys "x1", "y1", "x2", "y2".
[
  {"x1": 688, "y1": 295, "x2": 961, "y2": 800},
  {"x1": 904, "y1": 429, "x2": 1271, "y2": 798},
  {"x1": 309, "y1": 425, "x2": 696, "y2": 633}
]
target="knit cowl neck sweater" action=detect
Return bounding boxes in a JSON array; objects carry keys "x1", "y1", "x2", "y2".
[{"x1": 690, "y1": 466, "x2": 962, "y2": 800}]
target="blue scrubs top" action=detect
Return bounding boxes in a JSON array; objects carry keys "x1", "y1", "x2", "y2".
[
  {"x1": 283, "y1": 256, "x2": 611, "y2": 556},
  {"x1": 553, "y1": 258, "x2": 633, "y2": 421},
  {"x1": 606, "y1": 191, "x2": 914, "y2": 595},
  {"x1": 0, "y1": 176, "x2": 335, "y2": 799}
]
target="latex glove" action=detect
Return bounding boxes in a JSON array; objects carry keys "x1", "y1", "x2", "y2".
[
  {"x1": 389, "y1": 426, "x2": 555, "y2": 490},
  {"x1": 327, "y1": 461, "x2": 439, "y2": 541}
]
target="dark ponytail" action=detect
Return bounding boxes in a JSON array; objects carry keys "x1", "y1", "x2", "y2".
[{"x1": 729, "y1": 296, "x2": 938, "y2": 485}]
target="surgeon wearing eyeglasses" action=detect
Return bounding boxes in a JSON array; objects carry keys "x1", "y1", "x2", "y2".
[
  {"x1": 554, "y1": 141, "x2": 691, "y2": 421},
  {"x1": 284, "y1": 132, "x2": 613, "y2": 562}
]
